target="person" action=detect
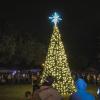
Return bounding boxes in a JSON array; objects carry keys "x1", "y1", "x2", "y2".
[
  {"x1": 32, "y1": 73, "x2": 40, "y2": 93},
  {"x1": 69, "y1": 78, "x2": 95, "y2": 100},
  {"x1": 24, "y1": 91, "x2": 32, "y2": 100},
  {"x1": 97, "y1": 74, "x2": 100, "y2": 85},
  {"x1": 32, "y1": 76, "x2": 63, "y2": 100}
]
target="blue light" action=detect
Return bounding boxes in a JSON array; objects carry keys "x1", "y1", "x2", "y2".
[{"x1": 49, "y1": 12, "x2": 62, "y2": 26}]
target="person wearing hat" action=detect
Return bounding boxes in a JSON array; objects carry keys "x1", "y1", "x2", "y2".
[
  {"x1": 32, "y1": 76, "x2": 63, "y2": 100},
  {"x1": 69, "y1": 78, "x2": 95, "y2": 100}
]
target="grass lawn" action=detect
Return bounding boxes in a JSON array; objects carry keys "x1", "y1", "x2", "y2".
[
  {"x1": 0, "y1": 84, "x2": 99, "y2": 100},
  {"x1": 0, "y1": 84, "x2": 32, "y2": 100}
]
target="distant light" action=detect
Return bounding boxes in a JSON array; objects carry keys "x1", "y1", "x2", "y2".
[
  {"x1": 49, "y1": 12, "x2": 62, "y2": 26},
  {"x1": 97, "y1": 88, "x2": 100, "y2": 95},
  {"x1": 23, "y1": 74, "x2": 25, "y2": 77},
  {"x1": 12, "y1": 70, "x2": 16, "y2": 76}
]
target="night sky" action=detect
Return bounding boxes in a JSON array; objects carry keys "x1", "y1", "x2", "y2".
[{"x1": 0, "y1": 1, "x2": 100, "y2": 68}]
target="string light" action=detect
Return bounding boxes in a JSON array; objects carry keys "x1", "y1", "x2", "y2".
[{"x1": 41, "y1": 12, "x2": 76, "y2": 96}]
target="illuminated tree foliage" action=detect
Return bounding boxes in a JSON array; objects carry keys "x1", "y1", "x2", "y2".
[{"x1": 41, "y1": 25, "x2": 76, "y2": 96}]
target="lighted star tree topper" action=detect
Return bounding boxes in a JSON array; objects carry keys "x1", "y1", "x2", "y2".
[
  {"x1": 41, "y1": 12, "x2": 76, "y2": 96},
  {"x1": 49, "y1": 12, "x2": 62, "y2": 26}
]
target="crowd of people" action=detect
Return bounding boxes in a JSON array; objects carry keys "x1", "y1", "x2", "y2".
[
  {"x1": 0, "y1": 70, "x2": 100, "y2": 86},
  {"x1": 0, "y1": 71, "x2": 32, "y2": 84},
  {"x1": 72, "y1": 71, "x2": 100, "y2": 85},
  {"x1": 24, "y1": 76, "x2": 97, "y2": 100},
  {"x1": 0, "y1": 70, "x2": 100, "y2": 99}
]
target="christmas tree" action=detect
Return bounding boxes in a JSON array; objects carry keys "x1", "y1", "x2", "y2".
[{"x1": 41, "y1": 12, "x2": 76, "y2": 96}]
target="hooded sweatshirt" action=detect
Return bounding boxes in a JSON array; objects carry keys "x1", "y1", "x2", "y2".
[{"x1": 69, "y1": 78, "x2": 95, "y2": 100}]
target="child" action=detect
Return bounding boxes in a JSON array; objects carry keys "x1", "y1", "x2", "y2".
[{"x1": 24, "y1": 91, "x2": 32, "y2": 100}]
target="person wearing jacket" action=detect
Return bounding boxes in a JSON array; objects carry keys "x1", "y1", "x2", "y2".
[
  {"x1": 69, "y1": 78, "x2": 95, "y2": 100},
  {"x1": 32, "y1": 76, "x2": 63, "y2": 100}
]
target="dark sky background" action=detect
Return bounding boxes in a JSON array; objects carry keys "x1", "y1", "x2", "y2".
[{"x1": 0, "y1": 1, "x2": 100, "y2": 68}]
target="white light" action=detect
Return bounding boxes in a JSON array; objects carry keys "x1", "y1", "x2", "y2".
[
  {"x1": 12, "y1": 70, "x2": 16, "y2": 76},
  {"x1": 49, "y1": 12, "x2": 62, "y2": 26},
  {"x1": 97, "y1": 88, "x2": 100, "y2": 95}
]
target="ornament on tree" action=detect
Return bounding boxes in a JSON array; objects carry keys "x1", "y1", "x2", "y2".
[{"x1": 49, "y1": 12, "x2": 62, "y2": 26}]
